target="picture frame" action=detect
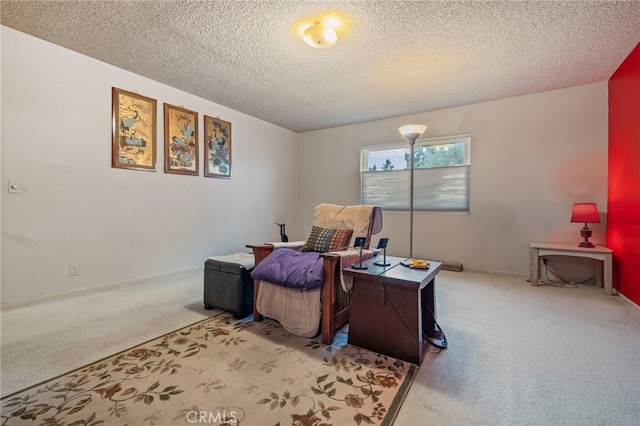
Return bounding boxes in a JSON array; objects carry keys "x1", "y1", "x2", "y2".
[
  {"x1": 164, "y1": 103, "x2": 199, "y2": 175},
  {"x1": 112, "y1": 87, "x2": 157, "y2": 171},
  {"x1": 204, "y1": 115, "x2": 232, "y2": 178}
]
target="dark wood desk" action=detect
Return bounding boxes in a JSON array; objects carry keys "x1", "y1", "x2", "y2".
[{"x1": 344, "y1": 256, "x2": 443, "y2": 365}]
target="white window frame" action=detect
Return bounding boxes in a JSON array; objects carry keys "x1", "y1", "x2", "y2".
[{"x1": 360, "y1": 133, "x2": 471, "y2": 212}]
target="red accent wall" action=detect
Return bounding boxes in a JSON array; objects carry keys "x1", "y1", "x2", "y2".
[{"x1": 608, "y1": 43, "x2": 640, "y2": 306}]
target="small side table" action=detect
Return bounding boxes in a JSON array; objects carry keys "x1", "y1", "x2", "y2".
[
  {"x1": 344, "y1": 256, "x2": 443, "y2": 365},
  {"x1": 529, "y1": 242, "x2": 614, "y2": 295}
]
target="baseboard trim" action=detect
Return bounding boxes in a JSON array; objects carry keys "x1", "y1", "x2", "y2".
[
  {"x1": 463, "y1": 267, "x2": 529, "y2": 279},
  {"x1": 617, "y1": 291, "x2": 640, "y2": 312},
  {"x1": 1, "y1": 266, "x2": 201, "y2": 311}
]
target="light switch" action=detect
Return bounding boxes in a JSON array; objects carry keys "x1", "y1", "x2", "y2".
[{"x1": 9, "y1": 179, "x2": 22, "y2": 194}]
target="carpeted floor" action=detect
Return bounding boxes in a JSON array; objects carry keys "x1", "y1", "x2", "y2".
[
  {"x1": 1, "y1": 311, "x2": 416, "y2": 425},
  {"x1": 2, "y1": 268, "x2": 639, "y2": 425}
]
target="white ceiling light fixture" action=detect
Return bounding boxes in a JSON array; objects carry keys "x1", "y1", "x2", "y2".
[{"x1": 303, "y1": 21, "x2": 338, "y2": 48}]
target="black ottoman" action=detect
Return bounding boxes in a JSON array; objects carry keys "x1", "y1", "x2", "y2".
[{"x1": 203, "y1": 253, "x2": 255, "y2": 319}]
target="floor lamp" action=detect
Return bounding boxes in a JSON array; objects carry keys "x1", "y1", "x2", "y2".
[
  {"x1": 398, "y1": 124, "x2": 446, "y2": 349},
  {"x1": 399, "y1": 124, "x2": 427, "y2": 267}
]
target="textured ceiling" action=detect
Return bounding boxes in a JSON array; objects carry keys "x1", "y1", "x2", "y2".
[{"x1": 2, "y1": 1, "x2": 640, "y2": 132}]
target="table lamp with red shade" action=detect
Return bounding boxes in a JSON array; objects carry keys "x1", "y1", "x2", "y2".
[{"x1": 570, "y1": 203, "x2": 600, "y2": 248}]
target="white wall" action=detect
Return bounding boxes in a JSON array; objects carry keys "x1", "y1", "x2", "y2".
[
  {"x1": 298, "y1": 83, "x2": 609, "y2": 275},
  {"x1": 1, "y1": 27, "x2": 299, "y2": 303},
  {"x1": 1, "y1": 26, "x2": 610, "y2": 304}
]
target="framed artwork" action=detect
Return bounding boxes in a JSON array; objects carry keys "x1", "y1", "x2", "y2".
[
  {"x1": 204, "y1": 115, "x2": 232, "y2": 178},
  {"x1": 164, "y1": 103, "x2": 199, "y2": 175},
  {"x1": 112, "y1": 87, "x2": 157, "y2": 171}
]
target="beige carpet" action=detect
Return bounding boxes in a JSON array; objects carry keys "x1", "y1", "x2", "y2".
[
  {"x1": 1, "y1": 310, "x2": 415, "y2": 425},
  {"x1": 2, "y1": 268, "x2": 639, "y2": 425}
]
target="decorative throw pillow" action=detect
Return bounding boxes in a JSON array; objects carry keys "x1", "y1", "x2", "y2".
[{"x1": 302, "y1": 226, "x2": 354, "y2": 253}]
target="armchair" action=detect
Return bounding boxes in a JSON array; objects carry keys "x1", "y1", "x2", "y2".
[{"x1": 247, "y1": 203, "x2": 382, "y2": 345}]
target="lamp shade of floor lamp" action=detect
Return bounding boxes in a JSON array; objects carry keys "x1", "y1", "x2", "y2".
[
  {"x1": 398, "y1": 124, "x2": 427, "y2": 265},
  {"x1": 570, "y1": 203, "x2": 600, "y2": 248}
]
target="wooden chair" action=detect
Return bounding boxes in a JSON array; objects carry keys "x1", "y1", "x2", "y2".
[{"x1": 247, "y1": 203, "x2": 382, "y2": 345}]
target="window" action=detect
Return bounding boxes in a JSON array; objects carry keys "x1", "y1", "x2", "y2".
[{"x1": 361, "y1": 133, "x2": 470, "y2": 212}]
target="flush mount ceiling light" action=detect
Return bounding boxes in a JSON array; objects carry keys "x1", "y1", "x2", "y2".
[{"x1": 303, "y1": 21, "x2": 338, "y2": 48}]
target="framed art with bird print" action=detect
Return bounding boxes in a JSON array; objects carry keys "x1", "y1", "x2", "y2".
[
  {"x1": 112, "y1": 87, "x2": 157, "y2": 171},
  {"x1": 164, "y1": 103, "x2": 199, "y2": 176},
  {"x1": 204, "y1": 115, "x2": 232, "y2": 178}
]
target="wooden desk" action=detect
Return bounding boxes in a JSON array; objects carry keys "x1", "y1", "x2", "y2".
[
  {"x1": 344, "y1": 256, "x2": 443, "y2": 365},
  {"x1": 529, "y1": 242, "x2": 614, "y2": 295}
]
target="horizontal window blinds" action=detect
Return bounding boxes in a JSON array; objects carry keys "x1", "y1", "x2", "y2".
[{"x1": 362, "y1": 165, "x2": 469, "y2": 211}]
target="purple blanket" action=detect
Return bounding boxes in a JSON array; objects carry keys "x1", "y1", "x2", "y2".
[{"x1": 250, "y1": 248, "x2": 324, "y2": 290}]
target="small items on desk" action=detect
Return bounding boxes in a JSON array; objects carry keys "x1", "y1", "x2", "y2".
[
  {"x1": 409, "y1": 259, "x2": 430, "y2": 269},
  {"x1": 351, "y1": 237, "x2": 368, "y2": 270},
  {"x1": 401, "y1": 258, "x2": 430, "y2": 269},
  {"x1": 373, "y1": 237, "x2": 391, "y2": 267}
]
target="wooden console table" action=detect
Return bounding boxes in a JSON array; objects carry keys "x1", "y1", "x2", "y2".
[
  {"x1": 344, "y1": 256, "x2": 443, "y2": 365},
  {"x1": 529, "y1": 242, "x2": 614, "y2": 295}
]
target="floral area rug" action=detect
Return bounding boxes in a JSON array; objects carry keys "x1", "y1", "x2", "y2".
[{"x1": 1, "y1": 311, "x2": 416, "y2": 425}]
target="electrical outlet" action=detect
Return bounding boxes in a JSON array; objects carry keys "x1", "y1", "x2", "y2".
[{"x1": 69, "y1": 263, "x2": 80, "y2": 276}]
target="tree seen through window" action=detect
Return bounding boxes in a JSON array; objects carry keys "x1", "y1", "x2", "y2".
[{"x1": 367, "y1": 142, "x2": 465, "y2": 171}]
